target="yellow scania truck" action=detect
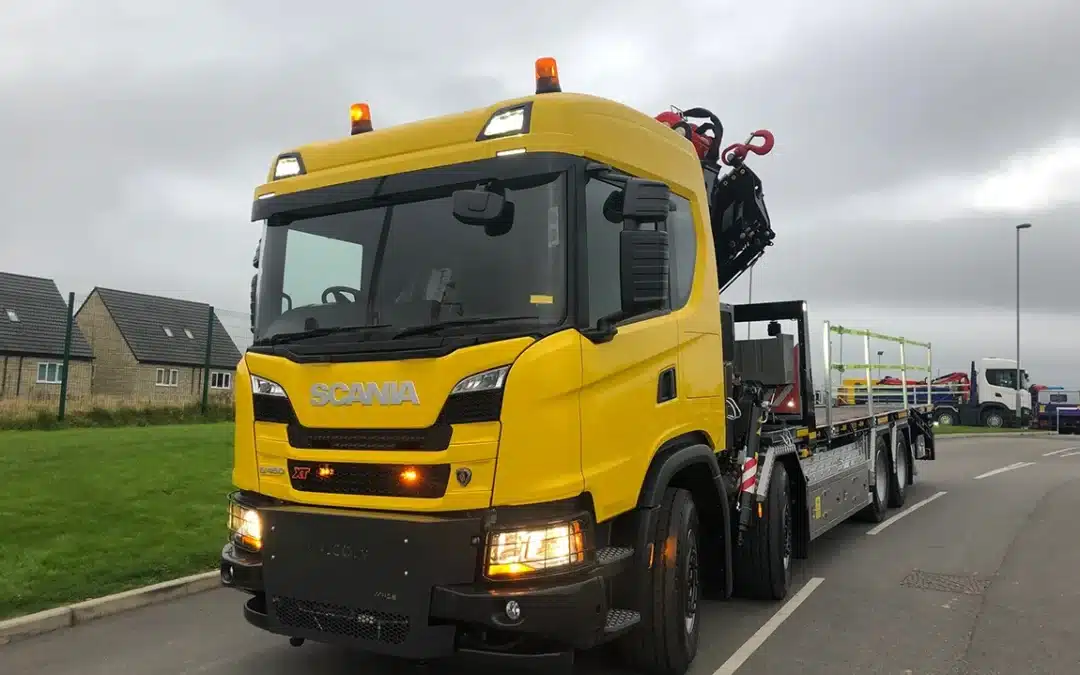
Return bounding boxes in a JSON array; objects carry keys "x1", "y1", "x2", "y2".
[{"x1": 221, "y1": 57, "x2": 937, "y2": 674}]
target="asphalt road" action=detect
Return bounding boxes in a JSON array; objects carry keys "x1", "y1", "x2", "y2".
[{"x1": 4, "y1": 435, "x2": 1080, "y2": 675}]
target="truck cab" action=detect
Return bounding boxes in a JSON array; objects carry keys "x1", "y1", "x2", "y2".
[
  {"x1": 932, "y1": 357, "x2": 1031, "y2": 428},
  {"x1": 222, "y1": 58, "x2": 759, "y2": 674}
]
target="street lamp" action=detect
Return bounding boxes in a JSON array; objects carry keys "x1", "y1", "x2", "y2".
[
  {"x1": 1016, "y1": 223, "x2": 1032, "y2": 425},
  {"x1": 876, "y1": 350, "x2": 884, "y2": 378}
]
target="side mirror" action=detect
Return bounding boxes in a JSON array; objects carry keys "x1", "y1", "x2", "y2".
[
  {"x1": 619, "y1": 229, "x2": 670, "y2": 317},
  {"x1": 452, "y1": 187, "x2": 515, "y2": 236},
  {"x1": 619, "y1": 178, "x2": 671, "y2": 317},
  {"x1": 622, "y1": 178, "x2": 671, "y2": 223}
]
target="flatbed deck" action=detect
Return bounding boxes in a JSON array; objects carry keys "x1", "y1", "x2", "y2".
[{"x1": 814, "y1": 403, "x2": 933, "y2": 426}]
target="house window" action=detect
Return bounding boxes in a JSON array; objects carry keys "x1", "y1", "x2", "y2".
[
  {"x1": 5, "y1": 309, "x2": 17, "y2": 322},
  {"x1": 163, "y1": 326, "x2": 174, "y2": 337},
  {"x1": 210, "y1": 371, "x2": 232, "y2": 390},
  {"x1": 155, "y1": 367, "x2": 179, "y2": 387},
  {"x1": 184, "y1": 328, "x2": 194, "y2": 339},
  {"x1": 36, "y1": 362, "x2": 64, "y2": 384}
]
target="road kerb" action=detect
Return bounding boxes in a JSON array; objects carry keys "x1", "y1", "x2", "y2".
[
  {"x1": 0, "y1": 606, "x2": 73, "y2": 646},
  {"x1": 0, "y1": 570, "x2": 219, "y2": 646}
]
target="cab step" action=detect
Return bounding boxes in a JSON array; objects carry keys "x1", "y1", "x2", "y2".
[
  {"x1": 596, "y1": 546, "x2": 634, "y2": 568},
  {"x1": 604, "y1": 608, "x2": 641, "y2": 635}
]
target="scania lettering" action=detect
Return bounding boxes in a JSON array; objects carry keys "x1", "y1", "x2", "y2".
[
  {"x1": 309, "y1": 381, "x2": 421, "y2": 406},
  {"x1": 220, "y1": 58, "x2": 937, "y2": 674}
]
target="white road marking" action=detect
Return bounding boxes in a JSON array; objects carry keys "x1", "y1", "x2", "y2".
[
  {"x1": 973, "y1": 461, "x2": 1036, "y2": 480},
  {"x1": 712, "y1": 577, "x2": 825, "y2": 675},
  {"x1": 1043, "y1": 447, "x2": 1076, "y2": 457},
  {"x1": 1061, "y1": 451, "x2": 1080, "y2": 458},
  {"x1": 866, "y1": 491, "x2": 948, "y2": 535}
]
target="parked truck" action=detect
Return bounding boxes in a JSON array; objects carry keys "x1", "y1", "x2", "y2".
[
  {"x1": 928, "y1": 358, "x2": 1031, "y2": 428},
  {"x1": 838, "y1": 357, "x2": 1032, "y2": 429},
  {"x1": 220, "y1": 57, "x2": 937, "y2": 674}
]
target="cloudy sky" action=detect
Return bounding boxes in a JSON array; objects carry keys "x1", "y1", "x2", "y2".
[{"x1": 3, "y1": 0, "x2": 1078, "y2": 385}]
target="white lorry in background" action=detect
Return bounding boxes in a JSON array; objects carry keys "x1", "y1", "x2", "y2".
[{"x1": 931, "y1": 357, "x2": 1032, "y2": 428}]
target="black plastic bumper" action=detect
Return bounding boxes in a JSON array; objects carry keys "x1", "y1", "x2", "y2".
[{"x1": 220, "y1": 502, "x2": 628, "y2": 661}]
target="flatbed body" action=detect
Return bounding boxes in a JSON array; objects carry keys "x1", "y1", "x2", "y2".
[{"x1": 815, "y1": 402, "x2": 933, "y2": 427}]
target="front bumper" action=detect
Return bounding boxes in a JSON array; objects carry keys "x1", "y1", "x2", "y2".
[{"x1": 219, "y1": 500, "x2": 632, "y2": 660}]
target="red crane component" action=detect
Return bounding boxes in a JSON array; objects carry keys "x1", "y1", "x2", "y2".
[{"x1": 722, "y1": 130, "x2": 775, "y2": 166}]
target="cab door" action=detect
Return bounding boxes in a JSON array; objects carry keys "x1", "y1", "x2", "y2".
[{"x1": 578, "y1": 174, "x2": 681, "y2": 523}]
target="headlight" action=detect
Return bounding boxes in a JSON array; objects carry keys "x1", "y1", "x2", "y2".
[
  {"x1": 451, "y1": 366, "x2": 509, "y2": 395},
  {"x1": 485, "y1": 520, "x2": 584, "y2": 578},
  {"x1": 228, "y1": 501, "x2": 263, "y2": 551},
  {"x1": 251, "y1": 374, "x2": 287, "y2": 398}
]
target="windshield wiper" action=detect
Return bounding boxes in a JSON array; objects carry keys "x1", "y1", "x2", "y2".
[
  {"x1": 256, "y1": 324, "x2": 391, "y2": 346},
  {"x1": 391, "y1": 316, "x2": 541, "y2": 340}
]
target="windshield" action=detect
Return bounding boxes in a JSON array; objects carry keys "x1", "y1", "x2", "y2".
[{"x1": 253, "y1": 172, "x2": 567, "y2": 342}]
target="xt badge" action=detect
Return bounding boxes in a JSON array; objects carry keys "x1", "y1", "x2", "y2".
[{"x1": 455, "y1": 467, "x2": 472, "y2": 487}]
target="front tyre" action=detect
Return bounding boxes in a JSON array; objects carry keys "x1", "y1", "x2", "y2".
[
  {"x1": 732, "y1": 461, "x2": 793, "y2": 600},
  {"x1": 618, "y1": 487, "x2": 700, "y2": 675}
]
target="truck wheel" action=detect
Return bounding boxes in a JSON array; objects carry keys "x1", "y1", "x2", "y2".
[
  {"x1": 732, "y1": 462, "x2": 793, "y2": 601},
  {"x1": 857, "y1": 434, "x2": 890, "y2": 523},
  {"x1": 982, "y1": 410, "x2": 1004, "y2": 428},
  {"x1": 887, "y1": 433, "x2": 910, "y2": 508},
  {"x1": 935, "y1": 410, "x2": 957, "y2": 426},
  {"x1": 619, "y1": 487, "x2": 700, "y2": 675}
]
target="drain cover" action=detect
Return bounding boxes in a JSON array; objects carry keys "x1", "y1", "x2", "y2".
[{"x1": 900, "y1": 570, "x2": 991, "y2": 595}]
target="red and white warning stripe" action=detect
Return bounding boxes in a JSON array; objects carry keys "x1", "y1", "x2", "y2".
[{"x1": 739, "y1": 456, "x2": 758, "y2": 493}]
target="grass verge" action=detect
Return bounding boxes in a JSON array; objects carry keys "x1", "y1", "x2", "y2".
[
  {"x1": 935, "y1": 425, "x2": 1028, "y2": 434},
  {"x1": 0, "y1": 423, "x2": 233, "y2": 620},
  {"x1": 0, "y1": 400, "x2": 234, "y2": 431}
]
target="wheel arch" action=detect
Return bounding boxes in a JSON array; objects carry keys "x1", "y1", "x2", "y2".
[{"x1": 627, "y1": 432, "x2": 733, "y2": 599}]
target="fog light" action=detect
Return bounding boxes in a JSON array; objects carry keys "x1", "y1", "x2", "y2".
[{"x1": 505, "y1": 600, "x2": 521, "y2": 621}]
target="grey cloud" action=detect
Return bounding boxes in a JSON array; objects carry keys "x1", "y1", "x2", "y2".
[{"x1": 1, "y1": 0, "x2": 1078, "y2": 380}]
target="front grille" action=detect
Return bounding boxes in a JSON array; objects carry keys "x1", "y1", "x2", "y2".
[
  {"x1": 287, "y1": 424, "x2": 452, "y2": 451},
  {"x1": 272, "y1": 596, "x2": 409, "y2": 644},
  {"x1": 288, "y1": 460, "x2": 451, "y2": 498}
]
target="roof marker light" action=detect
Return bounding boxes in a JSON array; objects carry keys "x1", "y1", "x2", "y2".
[
  {"x1": 273, "y1": 156, "x2": 302, "y2": 179},
  {"x1": 535, "y1": 57, "x2": 561, "y2": 94},
  {"x1": 480, "y1": 106, "x2": 529, "y2": 139},
  {"x1": 350, "y1": 103, "x2": 373, "y2": 135}
]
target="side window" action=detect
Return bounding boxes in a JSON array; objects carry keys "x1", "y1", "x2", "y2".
[
  {"x1": 668, "y1": 194, "x2": 696, "y2": 309},
  {"x1": 584, "y1": 179, "x2": 625, "y2": 325},
  {"x1": 986, "y1": 369, "x2": 1017, "y2": 389},
  {"x1": 1050, "y1": 393, "x2": 1068, "y2": 404}
]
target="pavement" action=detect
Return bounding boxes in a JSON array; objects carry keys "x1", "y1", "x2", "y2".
[{"x1": 4, "y1": 436, "x2": 1080, "y2": 675}]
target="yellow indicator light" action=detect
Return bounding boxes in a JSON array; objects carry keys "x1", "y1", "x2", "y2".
[
  {"x1": 400, "y1": 468, "x2": 419, "y2": 484},
  {"x1": 317, "y1": 466, "x2": 334, "y2": 479}
]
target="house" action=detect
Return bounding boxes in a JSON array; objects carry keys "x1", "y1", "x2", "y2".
[
  {"x1": 0, "y1": 272, "x2": 94, "y2": 403},
  {"x1": 75, "y1": 287, "x2": 243, "y2": 405}
]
